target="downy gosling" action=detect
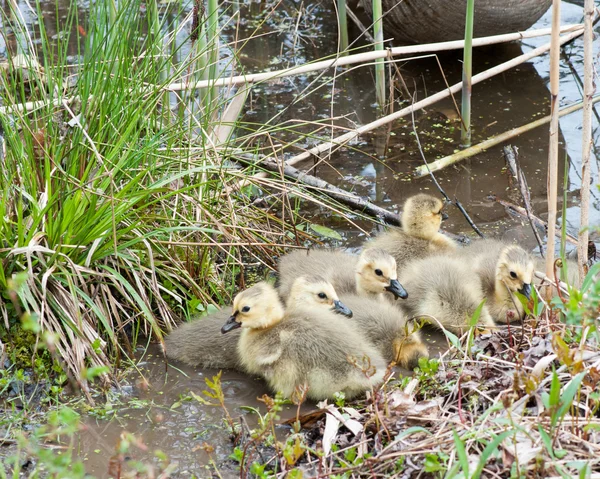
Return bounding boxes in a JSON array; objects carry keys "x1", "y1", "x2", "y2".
[
  {"x1": 338, "y1": 294, "x2": 429, "y2": 369},
  {"x1": 365, "y1": 193, "x2": 456, "y2": 274},
  {"x1": 456, "y1": 239, "x2": 534, "y2": 323},
  {"x1": 277, "y1": 248, "x2": 407, "y2": 301},
  {"x1": 398, "y1": 256, "x2": 496, "y2": 334},
  {"x1": 222, "y1": 277, "x2": 387, "y2": 401},
  {"x1": 164, "y1": 276, "x2": 352, "y2": 369}
]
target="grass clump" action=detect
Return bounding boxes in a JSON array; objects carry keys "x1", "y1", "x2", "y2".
[{"x1": 0, "y1": 0, "x2": 301, "y2": 395}]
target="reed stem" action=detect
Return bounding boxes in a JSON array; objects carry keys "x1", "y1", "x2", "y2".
[
  {"x1": 372, "y1": 0, "x2": 385, "y2": 108},
  {"x1": 461, "y1": 0, "x2": 475, "y2": 147},
  {"x1": 578, "y1": 0, "x2": 594, "y2": 283},
  {"x1": 206, "y1": 0, "x2": 220, "y2": 112},
  {"x1": 545, "y1": 0, "x2": 561, "y2": 299},
  {"x1": 337, "y1": 0, "x2": 349, "y2": 54}
]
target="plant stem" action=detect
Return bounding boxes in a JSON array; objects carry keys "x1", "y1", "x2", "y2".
[
  {"x1": 206, "y1": 0, "x2": 219, "y2": 113},
  {"x1": 461, "y1": 0, "x2": 475, "y2": 147},
  {"x1": 372, "y1": 0, "x2": 385, "y2": 108},
  {"x1": 578, "y1": 0, "x2": 594, "y2": 284},
  {"x1": 337, "y1": 0, "x2": 349, "y2": 54},
  {"x1": 545, "y1": 0, "x2": 561, "y2": 299}
]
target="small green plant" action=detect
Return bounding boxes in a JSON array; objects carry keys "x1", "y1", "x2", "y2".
[
  {"x1": 191, "y1": 372, "x2": 237, "y2": 434},
  {"x1": 0, "y1": 407, "x2": 85, "y2": 478}
]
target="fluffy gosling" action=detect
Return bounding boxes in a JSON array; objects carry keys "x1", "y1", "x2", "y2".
[{"x1": 223, "y1": 278, "x2": 387, "y2": 401}]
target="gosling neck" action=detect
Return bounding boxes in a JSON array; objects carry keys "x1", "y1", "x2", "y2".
[
  {"x1": 355, "y1": 274, "x2": 381, "y2": 300},
  {"x1": 494, "y1": 276, "x2": 514, "y2": 305},
  {"x1": 253, "y1": 302, "x2": 285, "y2": 330}
]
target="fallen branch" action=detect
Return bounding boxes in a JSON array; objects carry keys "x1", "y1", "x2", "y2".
[
  {"x1": 234, "y1": 154, "x2": 466, "y2": 242},
  {"x1": 489, "y1": 195, "x2": 577, "y2": 245},
  {"x1": 286, "y1": 27, "x2": 584, "y2": 166},
  {"x1": 503, "y1": 145, "x2": 545, "y2": 256},
  {"x1": 414, "y1": 93, "x2": 600, "y2": 177}
]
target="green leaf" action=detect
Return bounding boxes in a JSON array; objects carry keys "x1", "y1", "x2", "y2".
[
  {"x1": 442, "y1": 328, "x2": 461, "y2": 350},
  {"x1": 581, "y1": 262, "x2": 600, "y2": 292},
  {"x1": 310, "y1": 224, "x2": 343, "y2": 241},
  {"x1": 472, "y1": 430, "x2": 513, "y2": 478},
  {"x1": 469, "y1": 298, "x2": 486, "y2": 327},
  {"x1": 555, "y1": 372, "x2": 585, "y2": 424},
  {"x1": 452, "y1": 430, "x2": 469, "y2": 476},
  {"x1": 84, "y1": 366, "x2": 110, "y2": 381},
  {"x1": 538, "y1": 425, "x2": 555, "y2": 458}
]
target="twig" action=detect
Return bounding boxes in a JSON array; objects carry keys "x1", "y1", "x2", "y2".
[
  {"x1": 503, "y1": 145, "x2": 545, "y2": 256},
  {"x1": 414, "y1": 93, "x2": 600, "y2": 177},
  {"x1": 346, "y1": 6, "x2": 375, "y2": 43}
]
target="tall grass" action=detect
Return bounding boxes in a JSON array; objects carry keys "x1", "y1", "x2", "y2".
[{"x1": 0, "y1": 0, "x2": 298, "y2": 391}]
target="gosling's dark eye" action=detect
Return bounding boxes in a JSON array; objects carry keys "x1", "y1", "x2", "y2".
[
  {"x1": 318, "y1": 292, "x2": 327, "y2": 299},
  {"x1": 509, "y1": 271, "x2": 517, "y2": 279},
  {"x1": 375, "y1": 269, "x2": 383, "y2": 276},
  {"x1": 241, "y1": 306, "x2": 250, "y2": 312}
]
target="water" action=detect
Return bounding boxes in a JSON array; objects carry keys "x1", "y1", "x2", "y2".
[{"x1": 1, "y1": 0, "x2": 598, "y2": 475}]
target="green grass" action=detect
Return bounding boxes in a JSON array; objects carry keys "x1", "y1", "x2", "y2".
[{"x1": 0, "y1": 0, "x2": 302, "y2": 391}]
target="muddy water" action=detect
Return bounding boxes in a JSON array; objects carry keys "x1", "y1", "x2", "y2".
[
  {"x1": 76, "y1": 334, "x2": 448, "y2": 477},
  {"x1": 2, "y1": 0, "x2": 599, "y2": 475}
]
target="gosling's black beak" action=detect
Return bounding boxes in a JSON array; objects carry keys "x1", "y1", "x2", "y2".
[
  {"x1": 332, "y1": 300, "x2": 353, "y2": 318},
  {"x1": 519, "y1": 283, "x2": 532, "y2": 299},
  {"x1": 221, "y1": 313, "x2": 241, "y2": 334},
  {"x1": 441, "y1": 212, "x2": 449, "y2": 221},
  {"x1": 386, "y1": 279, "x2": 409, "y2": 300}
]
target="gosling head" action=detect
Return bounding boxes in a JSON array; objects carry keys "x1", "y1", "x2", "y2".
[
  {"x1": 356, "y1": 248, "x2": 408, "y2": 299},
  {"x1": 286, "y1": 275, "x2": 353, "y2": 317},
  {"x1": 221, "y1": 282, "x2": 285, "y2": 333},
  {"x1": 496, "y1": 245, "x2": 535, "y2": 299},
  {"x1": 401, "y1": 193, "x2": 448, "y2": 240}
]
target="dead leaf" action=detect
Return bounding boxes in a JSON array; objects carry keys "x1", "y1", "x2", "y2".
[
  {"x1": 322, "y1": 412, "x2": 340, "y2": 456},
  {"x1": 211, "y1": 84, "x2": 252, "y2": 145}
]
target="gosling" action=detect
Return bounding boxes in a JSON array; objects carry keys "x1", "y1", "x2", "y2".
[
  {"x1": 277, "y1": 248, "x2": 407, "y2": 301},
  {"x1": 164, "y1": 308, "x2": 241, "y2": 369},
  {"x1": 456, "y1": 240, "x2": 534, "y2": 323},
  {"x1": 223, "y1": 278, "x2": 387, "y2": 401},
  {"x1": 398, "y1": 256, "x2": 496, "y2": 335},
  {"x1": 339, "y1": 294, "x2": 429, "y2": 369},
  {"x1": 365, "y1": 193, "x2": 456, "y2": 274},
  {"x1": 164, "y1": 276, "x2": 352, "y2": 369}
]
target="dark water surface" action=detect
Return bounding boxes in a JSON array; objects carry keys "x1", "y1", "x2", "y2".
[{"x1": 1, "y1": 0, "x2": 599, "y2": 475}]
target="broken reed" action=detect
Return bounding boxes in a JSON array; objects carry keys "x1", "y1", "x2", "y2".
[
  {"x1": 545, "y1": 0, "x2": 561, "y2": 298},
  {"x1": 578, "y1": 0, "x2": 594, "y2": 283}
]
